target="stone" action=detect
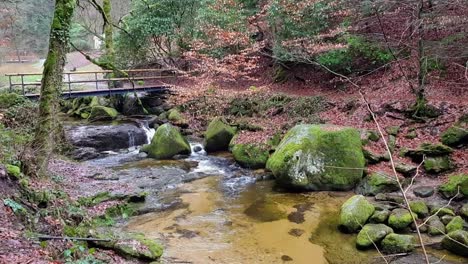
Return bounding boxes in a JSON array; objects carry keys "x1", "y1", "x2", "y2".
[
  {"x1": 167, "y1": 109, "x2": 186, "y2": 125},
  {"x1": 356, "y1": 224, "x2": 393, "y2": 249},
  {"x1": 440, "y1": 215, "x2": 454, "y2": 225},
  {"x1": 442, "y1": 230, "x2": 468, "y2": 257},
  {"x1": 65, "y1": 124, "x2": 148, "y2": 151},
  {"x1": 403, "y1": 143, "x2": 453, "y2": 159},
  {"x1": 204, "y1": 117, "x2": 236, "y2": 152},
  {"x1": 381, "y1": 234, "x2": 415, "y2": 254},
  {"x1": 355, "y1": 172, "x2": 399, "y2": 196},
  {"x1": 445, "y1": 216, "x2": 465, "y2": 233},
  {"x1": 430, "y1": 207, "x2": 455, "y2": 217},
  {"x1": 427, "y1": 216, "x2": 445, "y2": 236},
  {"x1": 339, "y1": 195, "x2": 375, "y2": 233},
  {"x1": 388, "y1": 135, "x2": 397, "y2": 153},
  {"x1": 386, "y1": 126, "x2": 400, "y2": 136},
  {"x1": 388, "y1": 209, "x2": 417, "y2": 230},
  {"x1": 409, "y1": 200, "x2": 429, "y2": 218},
  {"x1": 141, "y1": 124, "x2": 191, "y2": 159},
  {"x1": 413, "y1": 186, "x2": 434, "y2": 198},
  {"x1": 424, "y1": 156, "x2": 453, "y2": 174},
  {"x1": 441, "y1": 125, "x2": 468, "y2": 148},
  {"x1": 460, "y1": 203, "x2": 468, "y2": 219},
  {"x1": 395, "y1": 163, "x2": 417, "y2": 177},
  {"x1": 375, "y1": 193, "x2": 404, "y2": 204},
  {"x1": 439, "y1": 174, "x2": 468, "y2": 199},
  {"x1": 231, "y1": 143, "x2": 270, "y2": 169},
  {"x1": 366, "y1": 130, "x2": 380, "y2": 142},
  {"x1": 88, "y1": 106, "x2": 118, "y2": 121},
  {"x1": 267, "y1": 124, "x2": 365, "y2": 191},
  {"x1": 369, "y1": 209, "x2": 390, "y2": 223},
  {"x1": 69, "y1": 147, "x2": 100, "y2": 161},
  {"x1": 363, "y1": 149, "x2": 386, "y2": 164}
]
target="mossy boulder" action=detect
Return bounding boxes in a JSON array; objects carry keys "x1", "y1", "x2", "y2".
[
  {"x1": 424, "y1": 156, "x2": 453, "y2": 174},
  {"x1": 355, "y1": 172, "x2": 399, "y2": 196},
  {"x1": 441, "y1": 125, "x2": 467, "y2": 148},
  {"x1": 388, "y1": 209, "x2": 417, "y2": 230},
  {"x1": 395, "y1": 163, "x2": 417, "y2": 177},
  {"x1": 88, "y1": 106, "x2": 118, "y2": 121},
  {"x1": 363, "y1": 149, "x2": 388, "y2": 164},
  {"x1": 204, "y1": 117, "x2": 236, "y2": 152},
  {"x1": 356, "y1": 224, "x2": 393, "y2": 249},
  {"x1": 404, "y1": 143, "x2": 453, "y2": 159},
  {"x1": 446, "y1": 216, "x2": 465, "y2": 233},
  {"x1": 409, "y1": 200, "x2": 429, "y2": 218},
  {"x1": 430, "y1": 206, "x2": 455, "y2": 217},
  {"x1": 141, "y1": 124, "x2": 191, "y2": 159},
  {"x1": 231, "y1": 143, "x2": 269, "y2": 169},
  {"x1": 267, "y1": 125, "x2": 365, "y2": 191},
  {"x1": 439, "y1": 174, "x2": 468, "y2": 199},
  {"x1": 461, "y1": 203, "x2": 468, "y2": 219},
  {"x1": 167, "y1": 109, "x2": 186, "y2": 124},
  {"x1": 442, "y1": 230, "x2": 468, "y2": 257},
  {"x1": 339, "y1": 195, "x2": 375, "y2": 233},
  {"x1": 427, "y1": 216, "x2": 445, "y2": 236},
  {"x1": 369, "y1": 209, "x2": 390, "y2": 223},
  {"x1": 381, "y1": 234, "x2": 415, "y2": 254}
]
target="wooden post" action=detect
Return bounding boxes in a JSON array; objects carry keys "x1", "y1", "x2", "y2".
[
  {"x1": 95, "y1": 72, "x2": 99, "y2": 90},
  {"x1": 21, "y1": 75, "x2": 25, "y2": 95},
  {"x1": 67, "y1": 73, "x2": 72, "y2": 97},
  {"x1": 8, "y1": 75, "x2": 12, "y2": 92}
]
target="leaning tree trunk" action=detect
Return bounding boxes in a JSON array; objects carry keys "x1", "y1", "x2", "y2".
[
  {"x1": 32, "y1": 0, "x2": 76, "y2": 176},
  {"x1": 103, "y1": 0, "x2": 114, "y2": 63}
]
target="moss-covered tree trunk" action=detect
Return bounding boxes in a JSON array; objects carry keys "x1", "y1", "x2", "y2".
[
  {"x1": 32, "y1": 0, "x2": 76, "y2": 176},
  {"x1": 103, "y1": 0, "x2": 114, "y2": 63}
]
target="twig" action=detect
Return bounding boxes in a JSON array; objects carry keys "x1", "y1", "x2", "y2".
[
  {"x1": 418, "y1": 187, "x2": 460, "y2": 228},
  {"x1": 404, "y1": 157, "x2": 425, "y2": 194}
]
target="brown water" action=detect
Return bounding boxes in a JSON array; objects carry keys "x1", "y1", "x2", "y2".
[{"x1": 126, "y1": 175, "x2": 375, "y2": 264}]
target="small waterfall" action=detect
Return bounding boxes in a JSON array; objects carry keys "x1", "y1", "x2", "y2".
[
  {"x1": 140, "y1": 121, "x2": 156, "y2": 144},
  {"x1": 190, "y1": 142, "x2": 207, "y2": 157},
  {"x1": 128, "y1": 130, "x2": 136, "y2": 150}
]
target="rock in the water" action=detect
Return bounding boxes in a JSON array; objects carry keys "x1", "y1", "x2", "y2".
[
  {"x1": 88, "y1": 106, "x2": 118, "y2": 121},
  {"x1": 409, "y1": 200, "x2": 429, "y2": 218},
  {"x1": 355, "y1": 172, "x2": 399, "y2": 196},
  {"x1": 339, "y1": 195, "x2": 375, "y2": 233},
  {"x1": 395, "y1": 163, "x2": 417, "y2": 177},
  {"x1": 244, "y1": 198, "x2": 287, "y2": 222},
  {"x1": 369, "y1": 209, "x2": 390, "y2": 223},
  {"x1": 204, "y1": 117, "x2": 236, "y2": 152},
  {"x1": 356, "y1": 224, "x2": 393, "y2": 249},
  {"x1": 428, "y1": 216, "x2": 446, "y2": 236},
  {"x1": 441, "y1": 125, "x2": 468, "y2": 148},
  {"x1": 413, "y1": 186, "x2": 434, "y2": 198},
  {"x1": 445, "y1": 216, "x2": 465, "y2": 233},
  {"x1": 424, "y1": 156, "x2": 453, "y2": 174},
  {"x1": 231, "y1": 143, "x2": 269, "y2": 169},
  {"x1": 267, "y1": 124, "x2": 365, "y2": 191},
  {"x1": 439, "y1": 174, "x2": 468, "y2": 199},
  {"x1": 66, "y1": 124, "x2": 148, "y2": 151},
  {"x1": 442, "y1": 230, "x2": 468, "y2": 257},
  {"x1": 388, "y1": 209, "x2": 417, "y2": 230},
  {"x1": 141, "y1": 124, "x2": 191, "y2": 159},
  {"x1": 381, "y1": 234, "x2": 415, "y2": 254}
]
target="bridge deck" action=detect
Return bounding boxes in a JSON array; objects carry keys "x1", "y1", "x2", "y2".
[{"x1": 25, "y1": 85, "x2": 172, "y2": 99}]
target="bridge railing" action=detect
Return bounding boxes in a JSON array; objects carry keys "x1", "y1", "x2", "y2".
[{"x1": 4, "y1": 68, "x2": 178, "y2": 96}]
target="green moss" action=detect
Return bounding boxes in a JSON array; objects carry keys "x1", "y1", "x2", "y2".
[
  {"x1": 409, "y1": 200, "x2": 429, "y2": 218},
  {"x1": 5, "y1": 164, "x2": 21, "y2": 179},
  {"x1": 232, "y1": 143, "x2": 269, "y2": 169},
  {"x1": 339, "y1": 195, "x2": 375, "y2": 233},
  {"x1": 430, "y1": 207, "x2": 455, "y2": 217},
  {"x1": 442, "y1": 230, "x2": 468, "y2": 257},
  {"x1": 267, "y1": 125, "x2": 365, "y2": 191},
  {"x1": 356, "y1": 172, "x2": 399, "y2": 196},
  {"x1": 386, "y1": 126, "x2": 400, "y2": 136},
  {"x1": 439, "y1": 174, "x2": 468, "y2": 198},
  {"x1": 441, "y1": 125, "x2": 467, "y2": 147},
  {"x1": 366, "y1": 130, "x2": 380, "y2": 142},
  {"x1": 405, "y1": 131, "x2": 417, "y2": 139},
  {"x1": 204, "y1": 117, "x2": 236, "y2": 152},
  {"x1": 369, "y1": 209, "x2": 390, "y2": 223},
  {"x1": 446, "y1": 216, "x2": 465, "y2": 233},
  {"x1": 356, "y1": 224, "x2": 393, "y2": 249},
  {"x1": 381, "y1": 234, "x2": 415, "y2": 253},
  {"x1": 388, "y1": 209, "x2": 417, "y2": 230},
  {"x1": 427, "y1": 216, "x2": 445, "y2": 236},
  {"x1": 141, "y1": 124, "x2": 191, "y2": 159},
  {"x1": 0, "y1": 93, "x2": 26, "y2": 108},
  {"x1": 404, "y1": 143, "x2": 453, "y2": 159},
  {"x1": 424, "y1": 156, "x2": 453, "y2": 174},
  {"x1": 167, "y1": 109, "x2": 185, "y2": 123},
  {"x1": 88, "y1": 106, "x2": 118, "y2": 121}
]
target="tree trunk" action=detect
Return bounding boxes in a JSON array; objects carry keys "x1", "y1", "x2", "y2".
[
  {"x1": 103, "y1": 0, "x2": 114, "y2": 62},
  {"x1": 32, "y1": 0, "x2": 76, "y2": 176}
]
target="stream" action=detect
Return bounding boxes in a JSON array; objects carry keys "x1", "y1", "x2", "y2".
[{"x1": 73, "y1": 122, "x2": 462, "y2": 264}]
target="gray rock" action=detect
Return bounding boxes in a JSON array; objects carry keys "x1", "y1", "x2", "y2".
[
  {"x1": 395, "y1": 163, "x2": 417, "y2": 177},
  {"x1": 442, "y1": 230, "x2": 468, "y2": 256},
  {"x1": 413, "y1": 186, "x2": 434, "y2": 198},
  {"x1": 427, "y1": 216, "x2": 445, "y2": 236}
]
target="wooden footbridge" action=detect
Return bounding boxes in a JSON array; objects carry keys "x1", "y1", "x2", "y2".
[{"x1": 4, "y1": 68, "x2": 178, "y2": 99}]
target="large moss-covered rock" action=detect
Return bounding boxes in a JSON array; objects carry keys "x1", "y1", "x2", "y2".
[
  {"x1": 441, "y1": 125, "x2": 467, "y2": 148},
  {"x1": 442, "y1": 230, "x2": 468, "y2": 257},
  {"x1": 446, "y1": 216, "x2": 465, "y2": 233},
  {"x1": 404, "y1": 143, "x2": 453, "y2": 159},
  {"x1": 339, "y1": 195, "x2": 375, "y2": 233},
  {"x1": 204, "y1": 117, "x2": 236, "y2": 152},
  {"x1": 439, "y1": 174, "x2": 468, "y2": 199},
  {"x1": 381, "y1": 234, "x2": 415, "y2": 253},
  {"x1": 267, "y1": 125, "x2": 365, "y2": 191},
  {"x1": 231, "y1": 143, "x2": 269, "y2": 169},
  {"x1": 388, "y1": 209, "x2": 417, "y2": 230},
  {"x1": 355, "y1": 172, "x2": 399, "y2": 196},
  {"x1": 88, "y1": 106, "x2": 118, "y2": 121},
  {"x1": 409, "y1": 200, "x2": 429, "y2": 218},
  {"x1": 141, "y1": 124, "x2": 191, "y2": 159},
  {"x1": 356, "y1": 224, "x2": 393, "y2": 249},
  {"x1": 424, "y1": 156, "x2": 453, "y2": 174},
  {"x1": 167, "y1": 109, "x2": 187, "y2": 125}
]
